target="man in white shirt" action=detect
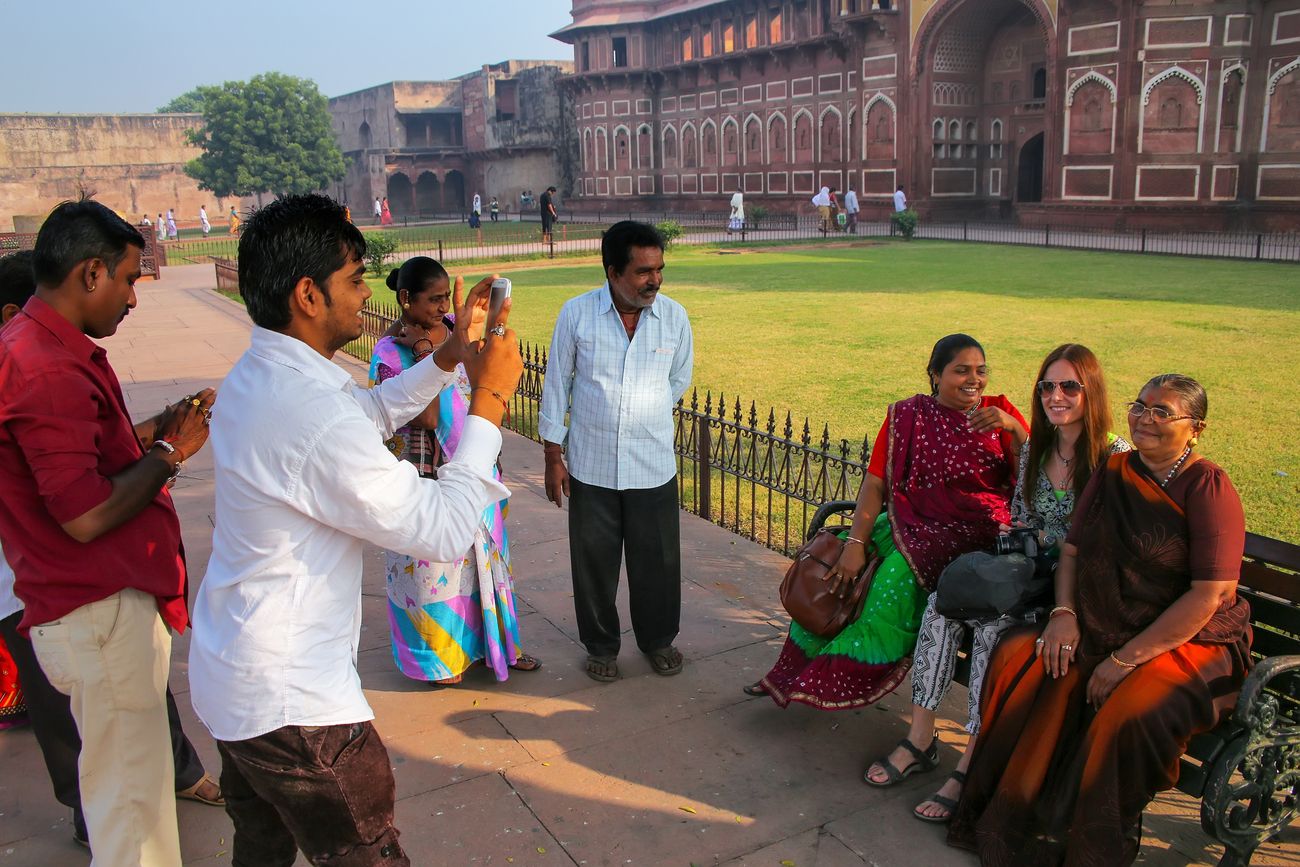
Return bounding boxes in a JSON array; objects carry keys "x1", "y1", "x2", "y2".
[
  {"x1": 189, "y1": 194, "x2": 522, "y2": 866},
  {"x1": 539, "y1": 221, "x2": 694, "y2": 683},
  {"x1": 893, "y1": 185, "x2": 908, "y2": 213},
  {"x1": 844, "y1": 187, "x2": 860, "y2": 234}
]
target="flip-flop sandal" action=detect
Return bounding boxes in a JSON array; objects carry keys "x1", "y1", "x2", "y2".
[
  {"x1": 863, "y1": 736, "x2": 939, "y2": 788},
  {"x1": 177, "y1": 772, "x2": 225, "y2": 807},
  {"x1": 647, "y1": 646, "x2": 684, "y2": 676},
  {"x1": 585, "y1": 655, "x2": 619, "y2": 683},
  {"x1": 742, "y1": 681, "x2": 768, "y2": 696},
  {"x1": 913, "y1": 770, "x2": 967, "y2": 824},
  {"x1": 511, "y1": 654, "x2": 543, "y2": 672}
]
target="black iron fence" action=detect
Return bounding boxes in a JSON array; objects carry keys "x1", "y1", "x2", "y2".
[{"x1": 341, "y1": 300, "x2": 868, "y2": 556}]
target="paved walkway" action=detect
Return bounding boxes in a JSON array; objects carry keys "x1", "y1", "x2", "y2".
[{"x1": 1, "y1": 264, "x2": 1295, "y2": 866}]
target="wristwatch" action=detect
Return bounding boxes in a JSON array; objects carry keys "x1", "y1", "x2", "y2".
[{"x1": 151, "y1": 439, "x2": 184, "y2": 481}]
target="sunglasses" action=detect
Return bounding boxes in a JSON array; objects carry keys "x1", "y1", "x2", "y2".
[{"x1": 1037, "y1": 380, "x2": 1084, "y2": 396}]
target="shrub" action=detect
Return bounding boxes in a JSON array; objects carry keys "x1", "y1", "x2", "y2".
[
  {"x1": 363, "y1": 231, "x2": 400, "y2": 275},
  {"x1": 749, "y1": 205, "x2": 768, "y2": 228},
  {"x1": 891, "y1": 208, "x2": 920, "y2": 240},
  {"x1": 656, "y1": 220, "x2": 685, "y2": 249}
]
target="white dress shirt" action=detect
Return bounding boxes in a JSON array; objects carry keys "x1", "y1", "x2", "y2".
[
  {"x1": 893, "y1": 189, "x2": 908, "y2": 212},
  {"x1": 539, "y1": 284, "x2": 693, "y2": 491},
  {"x1": 190, "y1": 327, "x2": 509, "y2": 742},
  {"x1": 844, "y1": 190, "x2": 859, "y2": 214},
  {"x1": 0, "y1": 541, "x2": 19, "y2": 622}
]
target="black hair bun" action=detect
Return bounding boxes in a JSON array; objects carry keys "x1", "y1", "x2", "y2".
[{"x1": 385, "y1": 269, "x2": 400, "y2": 291}]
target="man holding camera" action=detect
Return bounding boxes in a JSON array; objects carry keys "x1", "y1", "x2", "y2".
[
  {"x1": 539, "y1": 221, "x2": 694, "y2": 683},
  {"x1": 189, "y1": 194, "x2": 523, "y2": 866}
]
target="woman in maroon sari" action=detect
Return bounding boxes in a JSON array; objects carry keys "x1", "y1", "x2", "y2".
[
  {"x1": 949, "y1": 373, "x2": 1250, "y2": 866},
  {"x1": 748, "y1": 335, "x2": 1028, "y2": 728}
]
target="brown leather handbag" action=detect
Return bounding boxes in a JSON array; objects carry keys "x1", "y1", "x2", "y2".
[{"x1": 779, "y1": 527, "x2": 878, "y2": 638}]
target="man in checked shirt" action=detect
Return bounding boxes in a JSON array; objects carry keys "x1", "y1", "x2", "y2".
[{"x1": 540, "y1": 221, "x2": 694, "y2": 683}]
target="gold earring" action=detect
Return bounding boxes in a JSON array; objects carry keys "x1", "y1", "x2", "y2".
[{"x1": 88, "y1": 282, "x2": 96, "y2": 293}]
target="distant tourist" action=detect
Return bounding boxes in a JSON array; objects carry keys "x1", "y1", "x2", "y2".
[
  {"x1": 490, "y1": 196, "x2": 499, "y2": 222},
  {"x1": 157, "y1": 213, "x2": 167, "y2": 243},
  {"x1": 374, "y1": 196, "x2": 383, "y2": 224},
  {"x1": 369, "y1": 256, "x2": 541, "y2": 685},
  {"x1": 470, "y1": 193, "x2": 482, "y2": 229},
  {"x1": 539, "y1": 221, "x2": 694, "y2": 684},
  {"x1": 140, "y1": 214, "x2": 152, "y2": 230},
  {"x1": 812, "y1": 186, "x2": 832, "y2": 232},
  {"x1": 844, "y1": 186, "x2": 860, "y2": 234},
  {"x1": 728, "y1": 190, "x2": 745, "y2": 233},
  {"x1": 166, "y1": 209, "x2": 178, "y2": 240},
  {"x1": 381, "y1": 196, "x2": 393, "y2": 226},
  {"x1": 228, "y1": 206, "x2": 240, "y2": 236},
  {"x1": 894, "y1": 185, "x2": 908, "y2": 213},
  {"x1": 540, "y1": 186, "x2": 558, "y2": 243},
  {"x1": 199, "y1": 205, "x2": 211, "y2": 237}
]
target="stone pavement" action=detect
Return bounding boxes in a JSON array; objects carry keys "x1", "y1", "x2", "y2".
[{"x1": 2, "y1": 264, "x2": 1296, "y2": 866}]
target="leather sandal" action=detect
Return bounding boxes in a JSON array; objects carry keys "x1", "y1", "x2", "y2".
[
  {"x1": 585, "y1": 655, "x2": 619, "y2": 683},
  {"x1": 742, "y1": 681, "x2": 768, "y2": 696},
  {"x1": 647, "y1": 645, "x2": 684, "y2": 676},
  {"x1": 177, "y1": 772, "x2": 225, "y2": 807},
  {"x1": 913, "y1": 770, "x2": 967, "y2": 824},
  {"x1": 863, "y1": 736, "x2": 939, "y2": 787},
  {"x1": 511, "y1": 653, "x2": 543, "y2": 672}
]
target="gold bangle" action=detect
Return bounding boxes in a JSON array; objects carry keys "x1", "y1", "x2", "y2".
[
  {"x1": 1049, "y1": 605, "x2": 1076, "y2": 619},
  {"x1": 1110, "y1": 651, "x2": 1138, "y2": 670},
  {"x1": 844, "y1": 536, "x2": 866, "y2": 546}
]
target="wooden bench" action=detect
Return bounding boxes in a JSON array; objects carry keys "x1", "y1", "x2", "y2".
[{"x1": 808, "y1": 500, "x2": 1300, "y2": 867}]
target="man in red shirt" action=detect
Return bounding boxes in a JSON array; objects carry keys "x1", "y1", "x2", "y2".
[{"x1": 0, "y1": 200, "x2": 214, "y2": 866}]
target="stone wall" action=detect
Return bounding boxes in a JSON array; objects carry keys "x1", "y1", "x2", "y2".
[{"x1": 0, "y1": 114, "x2": 241, "y2": 230}]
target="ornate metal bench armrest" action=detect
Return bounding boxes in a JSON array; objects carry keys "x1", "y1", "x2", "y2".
[{"x1": 1200, "y1": 654, "x2": 1300, "y2": 867}]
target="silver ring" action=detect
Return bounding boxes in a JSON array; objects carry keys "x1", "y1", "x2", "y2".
[
  {"x1": 489, "y1": 324, "x2": 506, "y2": 337},
  {"x1": 1035, "y1": 638, "x2": 1044, "y2": 645},
  {"x1": 1061, "y1": 644, "x2": 1073, "y2": 651}
]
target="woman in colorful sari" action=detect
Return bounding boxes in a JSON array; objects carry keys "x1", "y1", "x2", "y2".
[
  {"x1": 369, "y1": 256, "x2": 540, "y2": 684},
  {"x1": 949, "y1": 373, "x2": 1250, "y2": 865},
  {"x1": 885, "y1": 344, "x2": 1131, "y2": 822},
  {"x1": 748, "y1": 334, "x2": 1028, "y2": 726}
]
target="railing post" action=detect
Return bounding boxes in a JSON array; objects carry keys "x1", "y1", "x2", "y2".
[
  {"x1": 963, "y1": 221, "x2": 968, "y2": 242},
  {"x1": 697, "y1": 416, "x2": 712, "y2": 522},
  {"x1": 1045, "y1": 224, "x2": 1051, "y2": 248},
  {"x1": 549, "y1": 236, "x2": 555, "y2": 259},
  {"x1": 1141, "y1": 228, "x2": 1147, "y2": 253},
  {"x1": 1256, "y1": 234, "x2": 1264, "y2": 260},
  {"x1": 438, "y1": 239, "x2": 444, "y2": 261}
]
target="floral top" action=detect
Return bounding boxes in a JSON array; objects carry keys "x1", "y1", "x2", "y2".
[{"x1": 1010, "y1": 433, "x2": 1132, "y2": 545}]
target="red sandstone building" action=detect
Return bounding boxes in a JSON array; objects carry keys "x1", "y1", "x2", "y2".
[{"x1": 551, "y1": 0, "x2": 1300, "y2": 228}]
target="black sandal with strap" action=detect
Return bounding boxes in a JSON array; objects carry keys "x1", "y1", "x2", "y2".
[
  {"x1": 912, "y1": 769, "x2": 967, "y2": 824},
  {"x1": 863, "y1": 736, "x2": 940, "y2": 787}
]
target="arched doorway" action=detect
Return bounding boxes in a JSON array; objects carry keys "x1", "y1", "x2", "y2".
[
  {"x1": 443, "y1": 170, "x2": 466, "y2": 211},
  {"x1": 415, "y1": 172, "x2": 440, "y2": 216},
  {"x1": 387, "y1": 172, "x2": 413, "y2": 218},
  {"x1": 916, "y1": 0, "x2": 1053, "y2": 208},
  {"x1": 1016, "y1": 133, "x2": 1044, "y2": 202}
]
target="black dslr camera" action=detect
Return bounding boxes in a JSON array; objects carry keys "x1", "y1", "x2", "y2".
[{"x1": 993, "y1": 517, "x2": 1057, "y2": 578}]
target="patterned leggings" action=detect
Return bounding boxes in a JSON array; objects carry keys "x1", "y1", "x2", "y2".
[{"x1": 910, "y1": 593, "x2": 1020, "y2": 734}]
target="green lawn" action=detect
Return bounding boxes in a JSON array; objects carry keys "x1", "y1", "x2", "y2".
[{"x1": 368, "y1": 240, "x2": 1299, "y2": 542}]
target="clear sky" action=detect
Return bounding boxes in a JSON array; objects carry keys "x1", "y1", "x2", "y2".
[{"x1": 2, "y1": 0, "x2": 576, "y2": 113}]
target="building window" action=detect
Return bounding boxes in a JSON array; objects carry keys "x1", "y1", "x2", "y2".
[
  {"x1": 495, "y1": 80, "x2": 518, "y2": 121},
  {"x1": 1032, "y1": 67, "x2": 1047, "y2": 100},
  {"x1": 745, "y1": 16, "x2": 758, "y2": 48},
  {"x1": 581, "y1": 42, "x2": 590, "y2": 72},
  {"x1": 723, "y1": 23, "x2": 735, "y2": 52},
  {"x1": 681, "y1": 33, "x2": 694, "y2": 61},
  {"x1": 702, "y1": 30, "x2": 713, "y2": 57},
  {"x1": 612, "y1": 37, "x2": 627, "y2": 68},
  {"x1": 769, "y1": 9, "x2": 783, "y2": 43}
]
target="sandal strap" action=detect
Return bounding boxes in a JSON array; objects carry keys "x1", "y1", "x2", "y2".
[
  {"x1": 950, "y1": 769, "x2": 968, "y2": 785},
  {"x1": 896, "y1": 737, "x2": 937, "y2": 768},
  {"x1": 925, "y1": 793, "x2": 960, "y2": 812}
]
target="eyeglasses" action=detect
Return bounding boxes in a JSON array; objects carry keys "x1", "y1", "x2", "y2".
[
  {"x1": 1037, "y1": 380, "x2": 1084, "y2": 396},
  {"x1": 1126, "y1": 402, "x2": 1195, "y2": 423}
]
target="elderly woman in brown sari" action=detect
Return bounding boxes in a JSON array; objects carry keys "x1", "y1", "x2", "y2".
[{"x1": 948, "y1": 373, "x2": 1250, "y2": 866}]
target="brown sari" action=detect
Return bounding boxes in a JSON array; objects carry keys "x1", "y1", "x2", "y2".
[{"x1": 948, "y1": 453, "x2": 1250, "y2": 866}]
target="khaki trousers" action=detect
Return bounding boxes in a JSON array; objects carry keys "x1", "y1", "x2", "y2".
[{"x1": 31, "y1": 588, "x2": 180, "y2": 867}]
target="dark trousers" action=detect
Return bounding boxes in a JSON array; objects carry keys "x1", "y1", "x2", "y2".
[
  {"x1": 568, "y1": 476, "x2": 681, "y2": 657},
  {"x1": 218, "y1": 721, "x2": 408, "y2": 867},
  {"x1": 0, "y1": 610, "x2": 204, "y2": 834}
]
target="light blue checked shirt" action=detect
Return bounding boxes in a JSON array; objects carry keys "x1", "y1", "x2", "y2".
[{"x1": 540, "y1": 284, "x2": 694, "y2": 491}]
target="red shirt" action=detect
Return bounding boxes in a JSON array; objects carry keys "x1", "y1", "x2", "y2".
[
  {"x1": 0, "y1": 297, "x2": 188, "y2": 635},
  {"x1": 866, "y1": 393, "x2": 1027, "y2": 479}
]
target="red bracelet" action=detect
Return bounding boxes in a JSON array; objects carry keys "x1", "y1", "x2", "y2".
[{"x1": 472, "y1": 387, "x2": 511, "y2": 421}]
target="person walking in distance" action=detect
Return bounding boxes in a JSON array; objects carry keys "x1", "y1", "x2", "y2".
[
  {"x1": 894, "y1": 185, "x2": 908, "y2": 213},
  {"x1": 540, "y1": 186, "x2": 558, "y2": 244},
  {"x1": 844, "y1": 186, "x2": 860, "y2": 234},
  {"x1": 0, "y1": 199, "x2": 216, "y2": 866},
  {"x1": 199, "y1": 205, "x2": 211, "y2": 237},
  {"x1": 539, "y1": 221, "x2": 694, "y2": 683}
]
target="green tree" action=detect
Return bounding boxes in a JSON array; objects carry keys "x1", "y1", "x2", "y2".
[
  {"x1": 157, "y1": 87, "x2": 212, "y2": 114},
  {"x1": 183, "y1": 72, "x2": 345, "y2": 200}
]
